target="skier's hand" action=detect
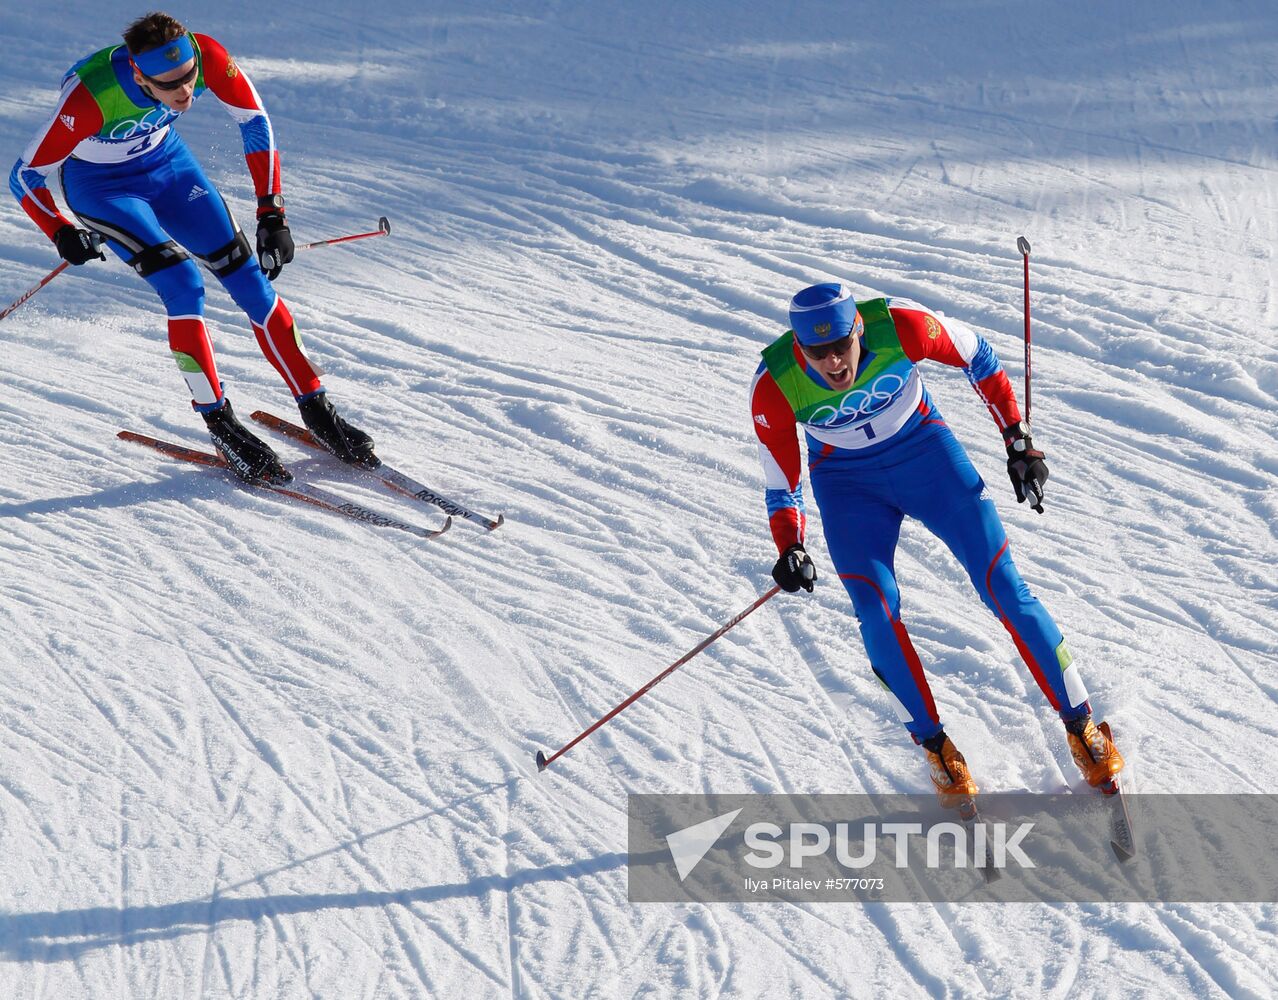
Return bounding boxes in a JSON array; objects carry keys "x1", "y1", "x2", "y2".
[
  {"x1": 772, "y1": 544, "x2": 817, "y2": 593},
  {"x1": 54, "y1": 225, "x2": 104, "y2": 266},
  {"x1": 1004, "y1": 421, "x2": 1048, "y2": 513},
  {"x1": 256, "y1": 212, "x2": 294, "y2": 281}
]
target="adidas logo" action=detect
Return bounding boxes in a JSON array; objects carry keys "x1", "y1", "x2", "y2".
[
  {"x1": 187, "y1": 184, "x2": 208, "y2": 201},
  {"x1": 59, "y1": 114, "x2": 75, "y2": 130},
  {"x1": 753, "y1": 413, "x2": 770, "y2": 428}
]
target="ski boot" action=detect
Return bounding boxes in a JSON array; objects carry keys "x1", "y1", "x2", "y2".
[
  {"x1": 1065, "y1": 716, "x2": 1124, "y2": 791},
  {"x1": 204, "y1": 398, "x2": 291, "y2": 485},
  {"x1": 298, "y1": 392, "x2": 377, "y2": 466},
  {"x1": 922, "y1": 731, "x2": 978, "y2": 809}
]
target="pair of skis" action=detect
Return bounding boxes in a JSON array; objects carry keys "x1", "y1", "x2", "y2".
[
  {"x1": 120, "y1": 411, "x2": 503, "y2": 541},
  {"x1": 955, "y1": 722, "x2": 1136, "y2": 887}
]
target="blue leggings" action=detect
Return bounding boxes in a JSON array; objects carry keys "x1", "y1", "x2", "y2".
[
  {"x1": 60, "y1": 133, "x2": 275, "y2": 321},
  {"x1": 59, "y1": 134, "x2": 322, "y2": 407},
  {"x1": 811, "y1": 416, "x2": 1090, "y2": 741}
]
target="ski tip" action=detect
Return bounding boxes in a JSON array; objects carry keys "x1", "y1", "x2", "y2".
[
  {"x1": 434, "y1": 515, "x2": 454, "y2": 538},
  {"x1": 488, "y1": 513, "x2": 506, "y2": 531},
  {"x1": 535, "y1": 750, "x2": 548, "y2": 772}
]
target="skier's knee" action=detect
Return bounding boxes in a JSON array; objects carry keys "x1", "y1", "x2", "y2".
[
  {"x1": 195, "y1": 231, "x2": 253, "y2": 279},
  {"x1": 844, "y1": 577, "x2": 900, "y2": 624},
  {"x1": 152, "y1": 259, "x2": 205, "y2": 316},
  {"x1": 218, "y1": 262, "x2": 275, "y2": 321},
  {"x1": 978, "y1": 558, "x2": 1036, "y2": 620},
  {"x1": 128, "y1": 239, "x2": 191, "y2": 279}
]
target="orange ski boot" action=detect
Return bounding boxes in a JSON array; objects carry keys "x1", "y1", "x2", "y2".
[
  {"x1": 1066, "y1": 717, "x2": 1125, "y2": 790},
  {"x1": 922, "y1": 732, "x2": 979, "y2": 809}
]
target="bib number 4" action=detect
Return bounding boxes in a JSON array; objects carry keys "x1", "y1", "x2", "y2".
[{"x1": 126, "y1": 134, "x2": 154, "y2": 156}]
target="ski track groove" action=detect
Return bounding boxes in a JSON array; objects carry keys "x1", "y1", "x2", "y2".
[
  {"x1": 1145, "y1": 905, "x2": 1255, "y2": 1000},
  {"x1": 770, "y1": 602, "x2": 997, "y2": 995},
  {"x1": 503, "y1": 780, "x2": 523, "y2": 1000},
  {"x1": 183, "y1": 654, "x2": 458, "y2": 997}
]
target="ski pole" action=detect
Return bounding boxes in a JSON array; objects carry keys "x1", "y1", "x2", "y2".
[
  {"x1": 0, "y1": 261, "x2": 69, "y2": 323},
  {"x1": 1, "y1": 231, "x2": 107, "y2": 323},
  {"x1": 295, "y1": 216, "x2": 391, "y2": 253},
  {"x1": 535, "y1": 585, "x2": 782, "y2": 772},
  {"x1": 1016, "y1": 235, "x2": 1032, "y2": 425}
]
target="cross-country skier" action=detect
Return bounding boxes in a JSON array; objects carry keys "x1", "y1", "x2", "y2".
[
  {"x1": 9, "y1": 11, "x2": 374, "y2": 482},
  {"x1": 751, "y1": 282, "x2": 1125, "y2": 804}
]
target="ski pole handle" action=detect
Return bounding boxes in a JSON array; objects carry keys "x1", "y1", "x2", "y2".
[{"x1": 1017, "y1": 236, "x2": 1032, "y2": 426}]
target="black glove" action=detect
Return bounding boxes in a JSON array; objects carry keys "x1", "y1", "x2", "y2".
[
  {"x1": 256, "y1": 211, "x2": 294, "y2": 281},
  {"x1": 54, "y1": 225, "x2": 104, "y2": 265},
  {"x1": 1004, "y1": 421, "x2": 1048, "y2": 513},
  {"x1": 772, "y1": 543, "x2": 817, "y2": 593}
]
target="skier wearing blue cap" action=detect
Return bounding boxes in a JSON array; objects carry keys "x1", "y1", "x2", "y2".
[
  {"x1": 9, "y1": 11, "x2": 373, "y2": 482},
  {"x1": 750, "y1": 282, "x2": 1124, "y2": 803}
]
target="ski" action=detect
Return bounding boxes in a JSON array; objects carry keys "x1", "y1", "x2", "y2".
[
  {"x1": 250, "y1": 410, "x2": 504, "y2": 530},
  {"x1": 118, "y1": 431, "x2": 451, "y2": 540},
  {"x1": 1097, "y1": 722, "x2": 1136, "y2": 862},
  {"x1": 953, "y1": 795, "x2": 1002, "y2": 884}
]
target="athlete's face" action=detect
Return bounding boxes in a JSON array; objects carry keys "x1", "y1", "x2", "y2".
[
  {"x1": 133, "y1": 58, "x2": 198, "y2": 113},
  {"x1": 801, "y1": 334, "x2": 860, "y2": 390}
]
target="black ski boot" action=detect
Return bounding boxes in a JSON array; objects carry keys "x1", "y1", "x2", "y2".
[
  {"x1": 203, "y1": 398, "x2": 292, "y2": 484},
  {"x1": 298, "y1": 393, "x2": 377, "y2": 466}
]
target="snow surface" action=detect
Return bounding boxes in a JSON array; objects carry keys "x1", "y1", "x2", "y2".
[{"x1": 2, "y1": 0, "x2": 1277, "y2": 996}]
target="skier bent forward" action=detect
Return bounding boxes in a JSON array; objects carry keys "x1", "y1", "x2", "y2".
[{"x1": 9, "y1": 11, "x2": 374, "y2": 481}]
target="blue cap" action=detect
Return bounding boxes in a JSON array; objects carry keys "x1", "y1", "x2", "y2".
[
  {"x1": 788, "y1": 283, "x2": 863, "y2": 346},
  {"x1": 133, "y1": 34, "x2": 196, "y2": 78}
]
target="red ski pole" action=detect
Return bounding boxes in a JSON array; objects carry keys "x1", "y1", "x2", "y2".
[
  {"x1": 0, "y1": 261, "x2": 69, "y2": 323},
  {"x1": 295, "y1": 216, "x2": 391, "y2": 253},
  {"x1": 535, "y1": 586, "x2": 782, "y2": 771},
  {"x1": 2, "y1": 231, "x2": 107, "y2": 323},
  {"x1": 1016, "y1": 236, "x2": 1032, "y2": 425}
]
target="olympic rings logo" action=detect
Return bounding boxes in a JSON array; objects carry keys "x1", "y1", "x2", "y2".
[
  {"x1": 108, "y1": 108, "x2": 176, "y2": 140},
  {"x1": 807, "y1": 372, "x2": 907, "y2": 427}
]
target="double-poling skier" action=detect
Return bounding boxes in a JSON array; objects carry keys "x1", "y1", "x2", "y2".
[
  {"x1": 751, "y1": 282, "x2": 1125, "y2": 803},
  {"x1": 9, "y1": 11, "x2": 373, "y2": 483}
]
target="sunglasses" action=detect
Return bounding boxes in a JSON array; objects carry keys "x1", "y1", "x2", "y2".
[
  {"x1": 137, "y1": 60, "x2": 199, "y2": 92},
  {"x1": 799, "y1": 334, "x2": 854, "y2": 361}
]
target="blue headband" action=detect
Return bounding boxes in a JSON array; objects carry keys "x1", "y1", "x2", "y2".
[
  {"x1": 133, "y1": 34, "x2": 195, "y2": 77},
  {"x1": 788, "y1": 283, "x2": 864, "y2": 346}
]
